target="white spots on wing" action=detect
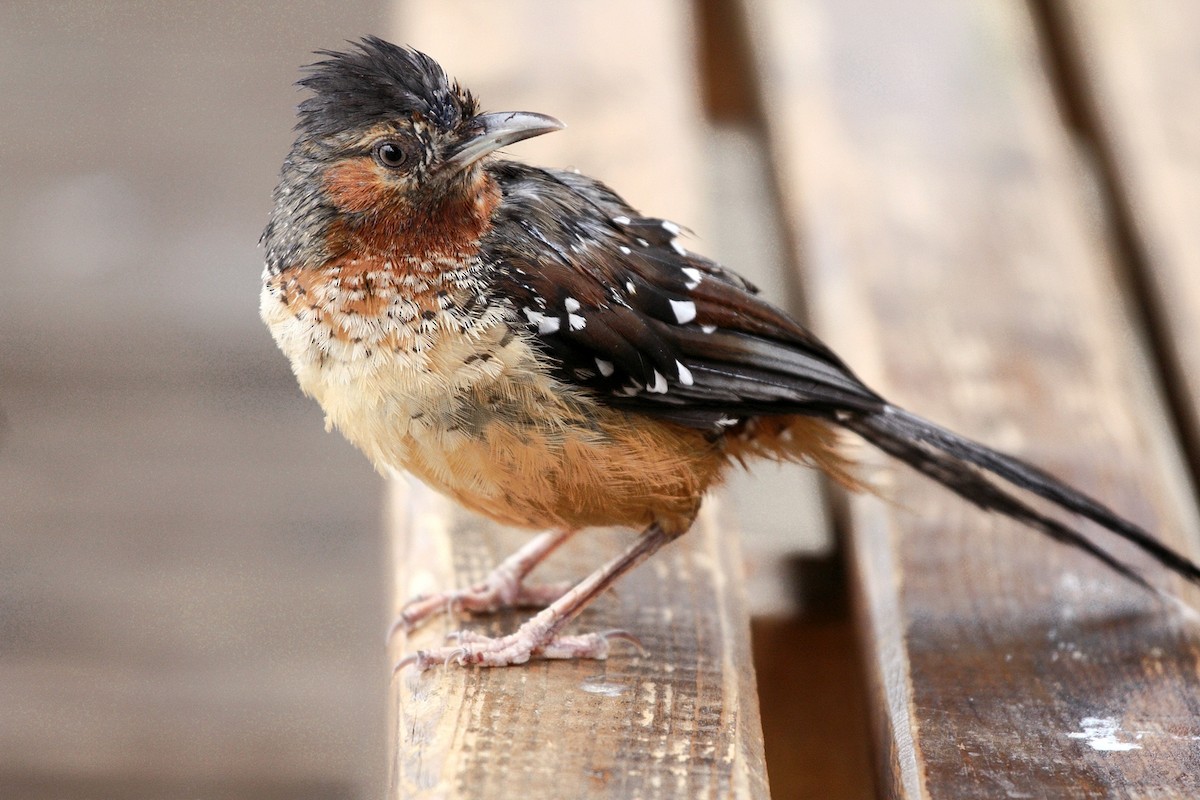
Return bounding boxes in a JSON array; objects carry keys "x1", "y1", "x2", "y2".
[
  {"x1": 647, "y1": 370, "x2": 668, "y2": 394},
  {"x1": 675, "y1": 360, "x2": 693, "y2": 386},
  {"x1": 1067, "y1": 718, "x2": 1143, "y2": 752},
  {"x1": 568, "y1": 313, "x2": 586, "y2": 330},
  {"x1": 618, "y1": 245, "x2": 632, "y2": 255},
  {"x1": 700, "y1": 324, "x2": 717, "y2": 334},
  {"x1": 670, "y1": 240, "x2": 687, "y2": 256},
  {"x1": 715, "y1": 416, "x2": 739, "y2": 427},
  {"x1": 563, "y1": 297, "x2": 580, "y2": 312},
  {"x1": 636, "y1": 237, "x2": 650, "y2": 247},
  {"x1": 625, "y1": 281, "x2": 637, "y2": 294},
  {"x1": 523, "y1": 307, "x2": 560, "y2": 335},
  {"x1": 681, "y1": 267, "x2": 702, "y2": 289},
  {"x1": 661, "y1": 220, "x2": 681, "y2": 235},
  {"x1": 669, "y1": 299, "x2": 697, "y2": 324},
  {"x1": 612, "y1": 215, "x2": 631, "y2": 225},
  {"x1": 595, "y1": 358, "x2": 615, "y2": 377}
]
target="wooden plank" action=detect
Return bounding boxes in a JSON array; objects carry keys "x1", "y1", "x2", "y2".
[
  {"x1": 385, "y1": 3, "x2": 769, "y2": 797},
  {"x1": 743, "y1": 0, "x2": 1200, "y2": 797},
  {"x1": 1051, "y1": 0, "x2": 1200, "y2": 469}
]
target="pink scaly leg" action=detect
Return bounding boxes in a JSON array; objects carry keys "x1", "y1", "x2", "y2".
[
  {"x1": 389, "y1": 528, "x2": 578, "y2": 641},
  {"x1": 396, "y1": 522, "x2": 677, "y2": 671}
]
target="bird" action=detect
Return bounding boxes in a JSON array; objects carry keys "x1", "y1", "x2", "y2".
[{"x1": 261, "y1": 37, "x2": 1200, "y2": 670}]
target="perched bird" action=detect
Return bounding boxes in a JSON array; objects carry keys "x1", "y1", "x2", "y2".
[{"x1": 262, "y1": 37, "x2": 1200, "y2": 670}]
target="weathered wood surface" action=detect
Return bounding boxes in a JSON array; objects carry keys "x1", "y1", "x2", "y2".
[
  {"x1": 1051, "y1": 0, "x2": 1200, "y2": 471},
  {"x1": 385, "y1": 2, "x2": 769, "y2": 798},
  {"x1": 744, "y1": 0, "x2": 1200, "y2": 797}
]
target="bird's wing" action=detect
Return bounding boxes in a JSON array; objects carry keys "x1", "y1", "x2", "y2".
[
  {"x1": 483, "y1": 166, "x2": 1200, "y2": 594},
  {"x1": 483, "y1": 163, "x2": 883, "y2": 429}
]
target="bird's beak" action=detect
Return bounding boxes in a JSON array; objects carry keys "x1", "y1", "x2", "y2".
[{"x1": 447, "y1": 111, "x2": 565, "y2": 168}]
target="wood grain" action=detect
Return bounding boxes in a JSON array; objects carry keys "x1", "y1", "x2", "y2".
[
  {"x1": 1051, "y1": 0, "x2": 1200, "y2": 471},
  {"x1": 385, "y1": 3, "x2": 768, "y2": 797},
  {"x1": 743, "y1": 0, "x2": 1200, "y2": 796}
]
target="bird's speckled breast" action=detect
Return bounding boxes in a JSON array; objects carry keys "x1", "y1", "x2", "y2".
[
  {"x1": 260, "y1": 251, "x2": 522, "y2": 462},
  {"x1": 260, "y1": 255, "x2": 721, "y2": 532}
]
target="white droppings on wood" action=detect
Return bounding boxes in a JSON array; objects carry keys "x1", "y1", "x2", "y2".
[
  {"x1": 579, "y1": 677, "x2": 628, "y2": 697},
  {"x1": 640, "y1": 682, "x2": 658, "y2": 727},
  {"x1": 1067, "y1": 717, "x2": 1142, "y2": 752}
]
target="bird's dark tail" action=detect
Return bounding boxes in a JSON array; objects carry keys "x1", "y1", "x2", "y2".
[{"x1": 839, "y1": 405, "x2": 1200, "y2": 592}]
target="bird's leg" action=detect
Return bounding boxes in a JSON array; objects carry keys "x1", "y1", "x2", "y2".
[
  {"x1": 396, "y1": 522, "x2": 678, "y2": 671},
  {"x1": 390, "y1": 528, "x2": 578, "y2": 639}
]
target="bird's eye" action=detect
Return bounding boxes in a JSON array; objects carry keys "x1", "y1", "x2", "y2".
[{"x1": 374, "y1": 141, "x2": 406, "y2": 168}]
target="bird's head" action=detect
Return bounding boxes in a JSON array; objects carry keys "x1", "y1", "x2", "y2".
[{"x1": 264, "y1": 38, "x2": 562, "y2": 270}]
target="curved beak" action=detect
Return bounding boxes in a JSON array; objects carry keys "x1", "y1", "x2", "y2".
[{"x1": 447, "y1": 111, "x2": 565, "y2": 168}]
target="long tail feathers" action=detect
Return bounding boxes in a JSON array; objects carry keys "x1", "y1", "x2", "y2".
[{"x1": 839, "y1": 405, "x2": 1200, "y2": 593}]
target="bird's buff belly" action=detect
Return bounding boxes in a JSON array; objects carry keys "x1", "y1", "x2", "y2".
[{"x1": 301, "y1": 348, "x2": 721, "y2": 534}]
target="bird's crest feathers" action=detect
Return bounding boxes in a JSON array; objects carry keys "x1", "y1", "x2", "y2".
[{"x1": 296, "y1": 37, "x2": 476, "y2": 137}]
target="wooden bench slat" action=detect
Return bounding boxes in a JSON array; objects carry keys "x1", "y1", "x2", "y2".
[
  {"x1": 386, "y1": 3, "x2": 769, "y2": 797},
  {"x1": 1053, "y1": 0, "x2": 1200, "y2": 467},
  {"x1": 388, "y1": 483, "x2": 767, "y2": 799},
  {"x1": 743, "y1": 0, "x2": 1200, "y2": 796}
]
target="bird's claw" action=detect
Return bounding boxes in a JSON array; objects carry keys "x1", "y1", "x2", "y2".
[
  {"x1": 393, "y1": 626, "x2": 643, "y2": 672},
  {"x1": 386, "y1": 593, "x2": 453, "y2": 643},
  {"x1": 387, "y1": 579, "x2": 574, "y2": 643},
  {"x1": 594, "y1": 628, "x2": 646, "y2": 657}
]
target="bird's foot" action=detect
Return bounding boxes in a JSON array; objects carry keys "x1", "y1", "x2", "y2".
[
  {"x1": 389, "y1": 573, "x2": 573, "y2": 640},
  {"x1": 388, "y1": 530, "x2": 578, "y2": 641},
  {"x1": 394, "y1": 618, "x2": 643, "y2": 671}
]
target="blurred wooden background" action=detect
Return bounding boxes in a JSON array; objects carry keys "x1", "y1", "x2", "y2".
[
  {"x1": 3, "y1": 0, "x2": 1199, "y2": 798},
  {"x1": 0, "y1": 3, "x2": 390, "y2": 798}
]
